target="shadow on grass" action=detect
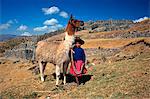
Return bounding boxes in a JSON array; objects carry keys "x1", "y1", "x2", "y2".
[{"x1": 48, "y1": 73, "x2": 93, "y2": 85}]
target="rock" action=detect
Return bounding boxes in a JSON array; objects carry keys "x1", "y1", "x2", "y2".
[
  {"x1": 4, "y1": 41, "x2": 36, "y2": 60},
  {"x1": 13, "y1": 60, "x2": 20, "y2": 64}
]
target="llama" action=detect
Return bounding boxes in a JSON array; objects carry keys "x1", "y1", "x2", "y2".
[{"x1": 36, "y1": 15, "x2": 84, "y2": 85}]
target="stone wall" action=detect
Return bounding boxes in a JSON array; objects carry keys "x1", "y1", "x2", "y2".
[
  {"x1": 83, "y1": 30, "x2": 150, "y2": 39},
  {"x1": 4, "y1": 42, "x2": 36, "y2": 60},
  {"x1": 85, "y1": 48, "x2": 120, "y2": 58}
]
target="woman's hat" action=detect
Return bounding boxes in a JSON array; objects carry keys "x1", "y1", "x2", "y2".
[{"x1": 74, "y1": 37, "x2": 84, "y2": 45}]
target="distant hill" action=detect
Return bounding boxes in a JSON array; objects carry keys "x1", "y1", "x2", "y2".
[
  {"x1": 37, "y1": 29, "x2": 65, "y2": 42},
  {"x1": 81, "y1": 19, "x2": 150, "y2": 39},
  {"x1": 83, "y1": 19, "x2": 134, "y2": 33},
  {"x1": 0, "y1": 34, "x2": 17, "y2": 41}
]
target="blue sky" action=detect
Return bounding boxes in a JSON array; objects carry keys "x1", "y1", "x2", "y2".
[{"x1": 0, "y1": 0, "x2": 149, "y2": 36}]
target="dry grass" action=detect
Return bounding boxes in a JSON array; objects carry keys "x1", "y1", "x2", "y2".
[
  {"x1": 82, "y1": 37, "x2": 150, "y2": 48},
  {"x1": 60, "y1": 51, "x2": 150, "y2": 98},
  {"x1": 0, "y1": 60, "x2": 56, "y2": 98},
  {"x1": 0, "y1": 51, "x2": 150, "y2": 98}
]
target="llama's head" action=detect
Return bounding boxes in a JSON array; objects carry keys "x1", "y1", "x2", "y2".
[
  {"x1": 69, "y1": 14, "x2": 84, "y2": 28},
  {"x1": 66, "y1": 14, "x2": 84, "y2": 35}
]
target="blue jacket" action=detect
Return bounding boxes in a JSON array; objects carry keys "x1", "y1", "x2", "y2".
[{"x1": 73, "y1": 47, "x2": 85, "y2": 62}]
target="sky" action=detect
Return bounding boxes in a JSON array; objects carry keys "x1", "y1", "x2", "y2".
[{"x1": 0, "y1": 0, "x2": 149, "y2": 36}]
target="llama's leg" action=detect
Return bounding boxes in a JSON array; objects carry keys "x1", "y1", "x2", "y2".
[
  {"x1": 39, "y1": 61, "x2": 44, "y2": 82},
  {"x1": 56, "y1": 65, "x2": 60, "y2": 85},
  {"x1": 63, "y1": 62, "x2": 69, "y2": 85},
  {"x1": 63, "y1": 75, "x2": 66, "y2": 85}
]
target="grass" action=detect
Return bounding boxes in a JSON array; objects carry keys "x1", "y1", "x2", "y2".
[
  {"x1": 60, "y1": 51, "x2": 150, "y2": 98},
  {"x1": 0, "y1": 42, "x2": 150, "y2": 98},
  {"x1": 82, "y1": 37, "x2": 150, "y2": 48},
  {"x1": 1, "y1": 51, "x2": 149, "y2": 98}
]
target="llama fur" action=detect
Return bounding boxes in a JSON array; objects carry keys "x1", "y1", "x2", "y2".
[{"x1": 36, "y1": 32, "x2": 75, "y2": 85}]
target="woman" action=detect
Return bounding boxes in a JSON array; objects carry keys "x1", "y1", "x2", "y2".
[{"x1": 70, "y1": 37, "x2": 87, "y2": 86}]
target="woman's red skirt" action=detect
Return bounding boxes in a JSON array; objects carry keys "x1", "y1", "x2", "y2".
[{"x1": 70, "y1": 60, "x2": 87, "y2": 77}]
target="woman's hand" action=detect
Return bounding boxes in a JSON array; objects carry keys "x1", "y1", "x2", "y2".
[{"x1": 70, "y1": 48, "x2": 75, "y2": 54}]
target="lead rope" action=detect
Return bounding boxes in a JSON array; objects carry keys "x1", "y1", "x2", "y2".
[{"x1": 70, "y1": 50, "x2": 85, "y2": 75}]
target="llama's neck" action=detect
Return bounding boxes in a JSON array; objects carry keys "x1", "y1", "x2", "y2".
[{"x1": 64, "y1": 32, "x2": 75, "y2": 49}]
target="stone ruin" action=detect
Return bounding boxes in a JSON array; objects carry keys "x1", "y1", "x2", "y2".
[
  {"x1": 83, "y1": 20, "x2": 134, "y2": 32},
  {"x1": 4, "y1": 41, "x2": 36, "y2": 61}
]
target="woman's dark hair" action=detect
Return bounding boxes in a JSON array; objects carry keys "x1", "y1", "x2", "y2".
[{"x1": 74, "y1": 37, "x2": 84, "y2": 45}]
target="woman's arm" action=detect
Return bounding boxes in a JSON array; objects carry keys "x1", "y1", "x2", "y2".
[{"x1": 82, "y1": 49, "x2": 86, "y2": 62}]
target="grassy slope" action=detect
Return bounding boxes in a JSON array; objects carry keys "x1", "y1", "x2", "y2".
[
  {"x1": 1, "y1": 51, "x2": 149, "y2": 99},
  {"x1": 61, "y1": 52, "x2": 150, "y2": 98},
  {"x1": 82, "y1": 37, "x2": 150, "y2": 48}
]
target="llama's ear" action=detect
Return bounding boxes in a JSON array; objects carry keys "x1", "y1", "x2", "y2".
[{"x1": 70, "y1": 14, "x2": 73, "y2": 20}]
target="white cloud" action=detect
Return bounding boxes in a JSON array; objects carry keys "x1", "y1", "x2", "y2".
[
  {"x1": 33, "y1": 26, "x2": 48, "y2": 32},
  {"x1": 57, "y1": 24, "x2": 63, "y2": 28},
  {"x1": 33, "y1": 24, "x2": 63, "y2": 32},
  {"x1": 0, "y1": 24, "x2": 11, "y2": 30},
  {"x1": 42, "y1": 6, "x2": 60, "y2": 15},
  {"x1": 48, "y1": 24, "x2": 63, "y2": 32},
  {"x1": 34, "y1": 17, "x2": 63, "y2": 32},
  {"x1": 7, "y1": 20, "x2": 13, "y2": 24},
  {"x1": 133, "y1": 16, "x2": 149, "y2": 23},
  {"x1": 43, "y1": 18, "x2": 58, "y2": 25},
  {"x1": 21, "y1": 32, "x2": 32, "y2": 36},
  {"x1": 59, "y1": 11, "x2": 68, "y2": 18},
  {"x1": 17, "y1": 25, "x2": 28, "y2": 31},
  {"x1": 0, "y1": 20, "x2": 13, "y2": 30}
]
